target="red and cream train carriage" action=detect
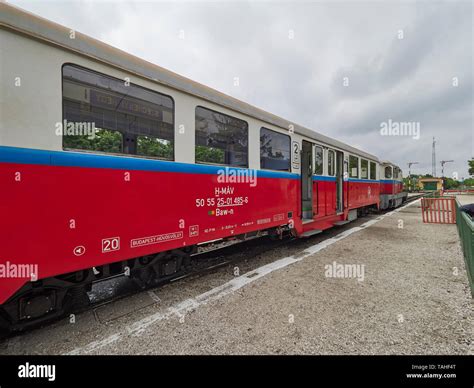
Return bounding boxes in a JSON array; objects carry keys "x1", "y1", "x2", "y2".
[
  {"x1": 379, "y1": 161, "x2": 408, "y2": 210},
  {"x1": 0, "y1": 3, "x2": 405, "y2": 331}
]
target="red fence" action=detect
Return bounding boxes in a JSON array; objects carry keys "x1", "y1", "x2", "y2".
[
  {"x1": 442, "y1": 189, "x2": 474, "y2": 195},
  {"x1": 421, "y1": 197, "x2": 457, "y2": 224}
]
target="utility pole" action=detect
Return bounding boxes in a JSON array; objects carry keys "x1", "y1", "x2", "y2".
[
  {"x1": 407, "y1": 162, "x2": 419, "y2": 177},
  {"x1": 440, "y1": 160, "x2": 454, "y2": 177},
  {"x1": 407, "y1": 162, "x2": 419, "y2": 192},
  {"x1": 432, "y1": 137, "x2": 436, "y2": 177}
]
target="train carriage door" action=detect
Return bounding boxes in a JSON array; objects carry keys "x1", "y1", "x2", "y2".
[
  {"x1": 336, "y1": 151, "x2": 344, "y2": 213},
  {"x1": 301, "y1": 140, "x2": 313, "y2": 220},
  {"x1": 344, "y1": 157, "x2": 349, "y2": 208}
]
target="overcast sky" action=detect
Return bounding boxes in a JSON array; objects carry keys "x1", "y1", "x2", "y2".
[{"x1": 9, "y1": 0, "x2": 473, "y2": 178}]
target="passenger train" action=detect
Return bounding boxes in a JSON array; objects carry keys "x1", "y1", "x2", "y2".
[{"x1": 0, "y1": 3, "x2": 407, "y2": 332}]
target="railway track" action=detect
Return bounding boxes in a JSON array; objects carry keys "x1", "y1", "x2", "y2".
[{"x1": 83, "y1": 235, "x2": 291, "y2": 317}]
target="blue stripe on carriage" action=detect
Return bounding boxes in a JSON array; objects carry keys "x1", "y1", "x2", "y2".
[
  {"x1": 312, "y1": 176, "x2": 381, "y2": 183},
  {"x1": 312, "y1": 176, "x2": 336, "y2": 182},
  {"x1": 0, "y1": 145, "x2": 300, "y2": 179},
  {"x1": 0, "y1": 146, "x2": 398, "y2": 184},
  {"x1": 347, "y1": 178, "x2": 381, "y2": 183}
]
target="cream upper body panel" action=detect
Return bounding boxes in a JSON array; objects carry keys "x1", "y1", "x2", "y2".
[{"x1": 0, "y1": 2, "x2": 381, "y2": 171}]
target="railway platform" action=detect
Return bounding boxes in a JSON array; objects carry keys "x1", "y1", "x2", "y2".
[
  {"x1": 1, "y1": 200, "x2": 472, "y2": 355},
  {"x1": 456, "y1": 194, "x2": 474, "y2": 206}
]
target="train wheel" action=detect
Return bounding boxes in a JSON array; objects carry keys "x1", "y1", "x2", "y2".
[
  {"x1": 0, "y1": 281, "x2": 91, "y2": 335},
  {"x1": 131, "y1": 249, "x2": 190, "y2": 289},
  {"x1": 131, "y1": 265, "x2": 156, "y2": 289},
  {"x1": 0, "y1": 309, "x2": 12, "y2": 337}
]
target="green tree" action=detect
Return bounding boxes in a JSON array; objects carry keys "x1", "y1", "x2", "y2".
[
  {"x1": 64, "y1": 128, "x2": 122, "y2": 153},
  {"x1": 443, "y1": 177, "x2": 460, "y2": 189},
  {"x1": 463, "y1": 178, "x2": 474, "y2": 187},
  {"x1": 195, "y1": 145, "x2": 225, "y2": 164},
  {"x1": 468, "y1": 159, "x2": 474, "y2": 176},
  {"x1": 137, "y1": 136, "x2": 173, "y2": 159}
]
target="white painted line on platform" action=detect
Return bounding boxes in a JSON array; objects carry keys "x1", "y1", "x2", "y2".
[
  {"x1": 66, "y1": 199, "x2": 420, "y2": 355},
  {"x1": 147, "y1": 291, "x2": 161, "y2": 303}
]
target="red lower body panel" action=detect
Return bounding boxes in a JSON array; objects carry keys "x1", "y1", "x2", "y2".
[{"x1": 1, "y1": 157, "x2": 383, "y2": 304}]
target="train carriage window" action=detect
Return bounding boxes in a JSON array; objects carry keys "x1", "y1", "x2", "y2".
[
  {"x1": 370, "y1": 161, "x2": 377, "y2": 180},
  {"x1": 349, "y1": 155, "x2": 359, "y2": 178},
  {"x1": 385, "y1": 166, "x2": 393, "y2": 179},
  {"x1": 395, "y1": 167, "x2": 401, "y2": 179},
  {"x1": 195, "y1": 106, "x2": 248, "y2": 167},
  {"x1": 260, "y1": 127, "x2": 291, "y2": 171},
  {"x1": 328, "y1": 150, "x2": 335, "y2": 176},
  {"x1": 314, "y1": 146, "x2": 323, "y2": 175},
  {"x1": 62, "y1": 64, "x2": 174, "y2": 159},
  {"x1": 361, "y1": 159, "x2": 369, "y2": 179}
]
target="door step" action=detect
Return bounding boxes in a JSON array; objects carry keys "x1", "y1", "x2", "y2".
[
  {"x1": 302, "y1": 218, "x2": 314, "y2": 225},
  {"x1": 333, "y1": 220, "x2": 350, "y2": 226},
  {"x1": 300, "y1": 229, "x2": 323, "y2": 238}
]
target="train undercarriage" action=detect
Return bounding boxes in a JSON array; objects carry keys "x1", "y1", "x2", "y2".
[{"x1": 0, "y1": 226, "x2": 292, "y2": 335}]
